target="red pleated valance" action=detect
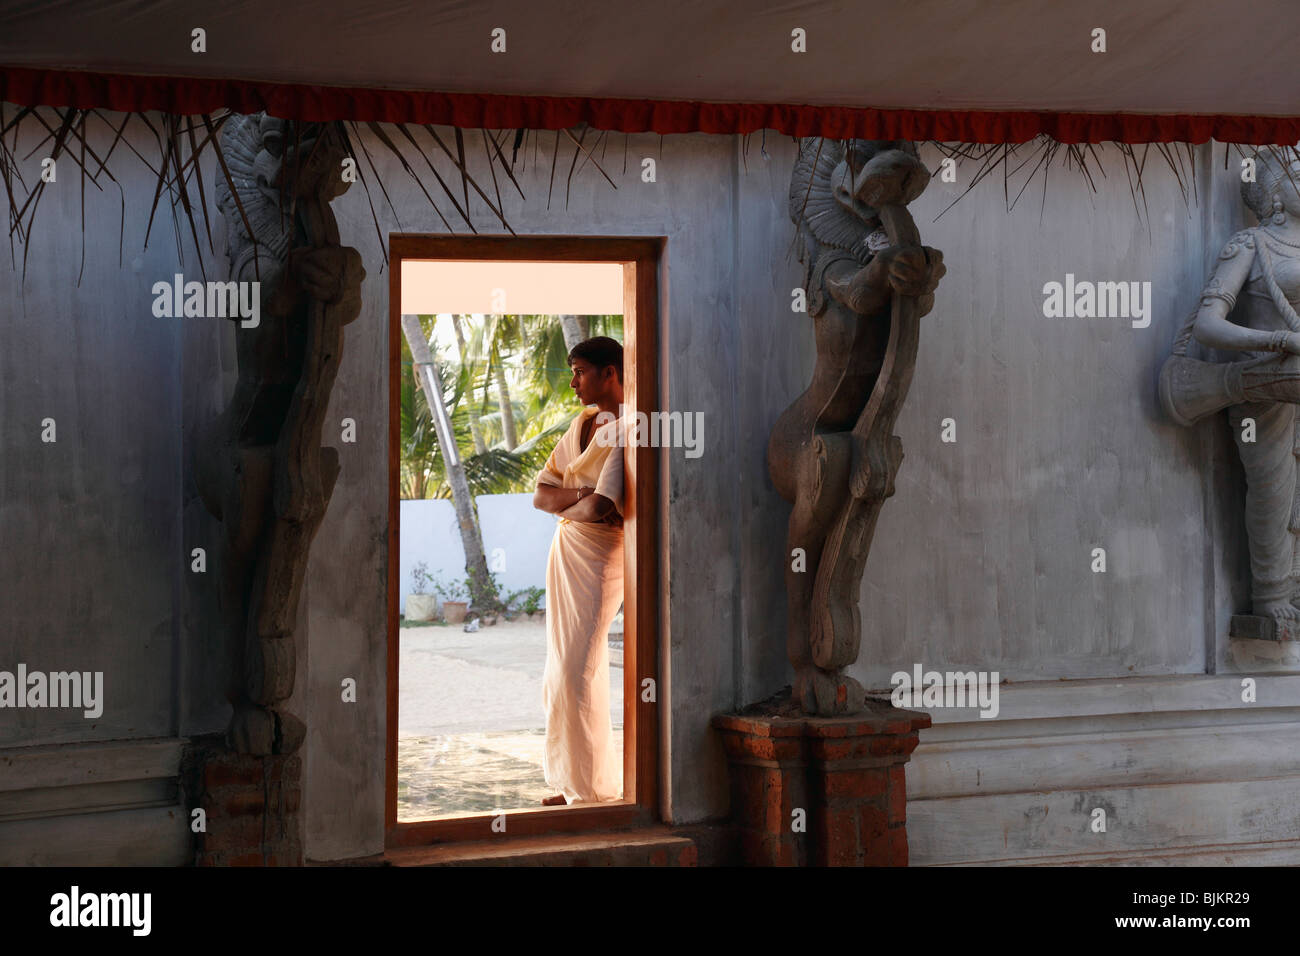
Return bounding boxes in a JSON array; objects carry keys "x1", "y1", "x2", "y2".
[{"x1": 4, "y1": 66, "x2": 1300, "y2": 145}]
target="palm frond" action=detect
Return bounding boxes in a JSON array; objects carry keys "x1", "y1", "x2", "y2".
[{"x1": 1, "y1": 107, "x2": 628, "y2": 285}]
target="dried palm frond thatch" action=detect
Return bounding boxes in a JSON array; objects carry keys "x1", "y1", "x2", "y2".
[
  {"x1": 773, "y1": 134, "x2": 1300, "y2": 240},
  {"x1": 4, "y1": 102, "x2": 1298, "y2": 284},
  {"x1": 0, "y1": 106, "x2": 624, "y2": 284}
]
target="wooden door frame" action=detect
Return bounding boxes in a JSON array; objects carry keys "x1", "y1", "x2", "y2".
[{"x1": 386, "y1": 234, "x2": 663, "y2": 846}]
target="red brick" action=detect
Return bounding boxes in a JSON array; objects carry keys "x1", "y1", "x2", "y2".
[
  {"x1": 871, "y1": 826, "x2": 910, "y2": 867},
  {"x1": 202, "y1": 757, "x2": 262, "y2": 790},
  {"x1": 264, "y1": 845, "x2": 303, "y2": 866},
  {"x1": 739, "y1": 829, "x2": 803, "y2": 867},
  {"x1": 773, "y1": 839, "x2": 802, "y2": 867},
  {"x1": 728, "y1": 766, "x2": 765, "y2": 827},
  {"x1": 868, "y1": 732, "x2": 918, "y2": 757},
  {"x1": 210, "y1": 790, "x2": 267, "y2": 817},
  {"x1": 821, "y1": 768, "x2": 888, "y2": 800},
  {"x1": 817, "y1": 804, "x2": 857, "y2": 840},
  {"x1": 819, "y1": 805, "x2": 862, "y2": 867},
  {"x1": 752, "y1": 736, "x2": 805, "y2": 761},
  {"x1": 886, "y1": 765, "x2": 908, "y2": 825},
  {"x1": 884, "y1": 717, "x2": 921, "y2": 735},
  {"x1": 201, "y1": 814, "x2": 265, "y2": 854},
  {"x1": 816, "y1": 739, "x2": 858, "y2": 760},
  {"x1": 738, "y1": 830, "x2": 767, "y2": 866},
  {"x1": 858, "y1": 804, "x2": 889, "y2": 842},
  {"x1": 767, "y1": 769, "x2": 799, "y2": 833}
]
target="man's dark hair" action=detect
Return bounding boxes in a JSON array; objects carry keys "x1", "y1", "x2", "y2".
[{"x1": 568, "y1": 335, "x2": 623, "y2": 384}]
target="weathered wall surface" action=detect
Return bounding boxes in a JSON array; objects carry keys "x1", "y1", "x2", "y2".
[
  {"x1": 311, "y1": 133, "x2": 1263, "y2": 855},
  {"x1": 845, "y1": 144, "x2": 1248, "y2": 690},
  {"x1": 2, "y1": 111, "x2": 1281, "y2": 860},
  {"x1": 0, "y1": 120, "x2": 188, "y2": 748},
  {"x1": 737, "y1": 140, "x2": 1259, "y2": 693},
  {"x1": 308, "y1": 129, "x2": 755, "y2": 856}
]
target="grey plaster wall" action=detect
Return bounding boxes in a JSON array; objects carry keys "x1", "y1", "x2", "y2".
[
  {"x1": 0, "y1": 115, "x2": 242, "y2": 752},
  {"x1": 738, "y1": 141, "x2": 1256, "y2": 698},
  {"x1": 848, "y1": 143, "x2": 1244, "y2": 690},
  {"x1": 0, "y1": 119, "x2": 187, "y2": 748},
  {"x1": 306, "y1": 129, "x2": 755, "y2": 856},
  {"x1": 1, "y1": 110, "x2": 1274, "y2": 856},
  {"x1": 307, "y1": 132, "x2": 1263, "y2": 855}
]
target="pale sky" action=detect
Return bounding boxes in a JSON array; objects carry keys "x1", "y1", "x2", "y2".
[
  {"x1": 401, "y1": 258, "x2": 625, "y2": 374},
  {"x1": 401, "y1": 260, "x2": 625, "y2": 315}
]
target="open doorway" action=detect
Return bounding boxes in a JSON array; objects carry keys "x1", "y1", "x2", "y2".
[{"x1": 386, "y1": 236, "x2": 662, "y2": 845}]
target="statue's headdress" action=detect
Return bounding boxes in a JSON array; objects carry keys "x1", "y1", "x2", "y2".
[{"x1": 1242, "y1": 147, "x2": 1300, "y2": 221}]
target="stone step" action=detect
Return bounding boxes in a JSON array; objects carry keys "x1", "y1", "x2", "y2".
[{"x1": 386, "y1": 827, "x2": 696, "y2": 867}]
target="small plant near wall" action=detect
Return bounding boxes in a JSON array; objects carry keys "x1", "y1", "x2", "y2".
[
  {"x1": 432, "y1": 572, "x2": 470, "y2": 624},
  {"x1": 410, "y1": 561, "x2": 437, "y2": 595},
  {"x1": 433, "y1": 574, "x2": 469, "y2": 604},
  {"x1": 466, "y1": 568, "x2": 509, "y2": 617},
  {"x1": 518, "y1": 586, "x2": 545, "y2": 615},
  {"x1": 503, "y1": 585, "x2": 546, "y2": 621},
  {"x1": 405, "y1": 561, "x2": 439, "y2": 622}
]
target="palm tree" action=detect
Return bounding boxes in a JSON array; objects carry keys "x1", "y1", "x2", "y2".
[
  {"x1": 449, "y1": 313, "x2": 488, "y2": 455},
  {"x1": 489, "y1": 314, "x2": 520, "y2": 450},
  {"x1": 559, "y1": 314, "x2": 589, "y2": 351},
  {"x1": 400, "y1": 313, "x2": 495, "y2": 611},
  {"x1": 517, "y1": 313, "x2": 624, "y2": 429},
  {"x1": 397, "y1": 312, "x2": 628, "y2": 610},
  {"x1": 398, "y1": 342, "x2": 440, "y2": 500},
  {"x1": 399, "y1": 318, "x2": 574, "y2": 495}
]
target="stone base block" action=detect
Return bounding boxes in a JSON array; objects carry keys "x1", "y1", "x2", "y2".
[
  {"x1": 904, "y1": 674, "x2": 1300, "y2": 865},
  {"x1": 1230, "y1": 614, "x2": 1300, "y2": 642}
]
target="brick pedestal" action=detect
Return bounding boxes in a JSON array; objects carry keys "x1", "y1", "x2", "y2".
[
  {"x1": 182, "y1": 737, "x2": 303, "y2": 866},
  {"x1": 713, "y1": 699, "x2": 930, "y2": 866}
]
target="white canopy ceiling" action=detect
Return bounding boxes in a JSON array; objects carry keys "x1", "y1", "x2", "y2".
[{"x1": 1, "y1": 0, "x2": 1296, "y2": 118}]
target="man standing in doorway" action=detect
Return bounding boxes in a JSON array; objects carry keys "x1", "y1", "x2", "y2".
[{"x1": 531, "y1": 337, "x2": 626, "y2": 805}]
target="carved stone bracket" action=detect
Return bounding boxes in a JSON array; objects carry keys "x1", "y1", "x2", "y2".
[
  {"x1": 196, "y1": 114, "x2": 365, "y2": 756},
  {"x1": 767, "y1": 139, "x2": 944, "y2": 715}
]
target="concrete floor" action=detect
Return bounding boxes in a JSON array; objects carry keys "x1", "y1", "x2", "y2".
[{"x1": 397, "y1": 618, "x2": 623, "y2": 819}]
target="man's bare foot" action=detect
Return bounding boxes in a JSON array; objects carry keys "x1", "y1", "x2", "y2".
[{"x1": 541, "y1": 794, "x2": 567, "y2": 806}]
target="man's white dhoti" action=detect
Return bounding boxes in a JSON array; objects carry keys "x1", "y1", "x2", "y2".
[{"x1": 534, "y1": 407, "x2": 625, "y2": 803}]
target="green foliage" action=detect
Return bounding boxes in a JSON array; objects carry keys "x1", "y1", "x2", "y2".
[
  {"x1": 511, "y1": 586, "x2": 545, "y2": 615},
  {"x1": 400, "y1": 313, "x2": 624, "y2": 501},
  {"x1": 409, "y1": 561, "x2": 436, "y2": 595},
  {"x1": 466, "y1": 567, "x2": 506, "y2": 614},
  {"x1": 430, "y1": 572, "x2": 468, "y2": 604},
  {"x1": 399, "y1": 313, "x2": 622, "y2": 625}
]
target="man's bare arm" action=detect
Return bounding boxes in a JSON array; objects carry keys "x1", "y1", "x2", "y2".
[
  {"x1": 558, "y1": 492, "x2": 618, "y2": 524},
  {"x1": 533, "y1": 484, "x2": 594, "y2": 514}
]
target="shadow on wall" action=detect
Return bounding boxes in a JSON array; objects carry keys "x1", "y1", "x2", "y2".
[{"x1": 399, "y1": 493, "x2": 555, "y2": 613}]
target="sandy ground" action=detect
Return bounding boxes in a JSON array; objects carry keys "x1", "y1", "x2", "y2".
[
  {"x1": 399, "y1": 617, "x2": 623, "y2": 734},
  {"x1": 397, "y1": 617, "x2": 623, "y2": 818}
]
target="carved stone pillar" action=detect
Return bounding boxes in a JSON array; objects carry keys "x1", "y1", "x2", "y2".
[
  {"x1": 767, "y1": 139, "x2": 945, "y2": 716},
  {"x1": 186, "y1": 113, "x2": 363, "y2": 864}
]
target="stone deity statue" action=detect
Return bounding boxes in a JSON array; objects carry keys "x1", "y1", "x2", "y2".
[
  {"x1": 196, "y1": 114, "x2": 365, "y2": 753},
  {"x1": 768, "y1": 139, "x2": 945, "y2": 715},
  {"x1": 1161, "y1": 147, "x2": 1300, "y2": 638}
]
